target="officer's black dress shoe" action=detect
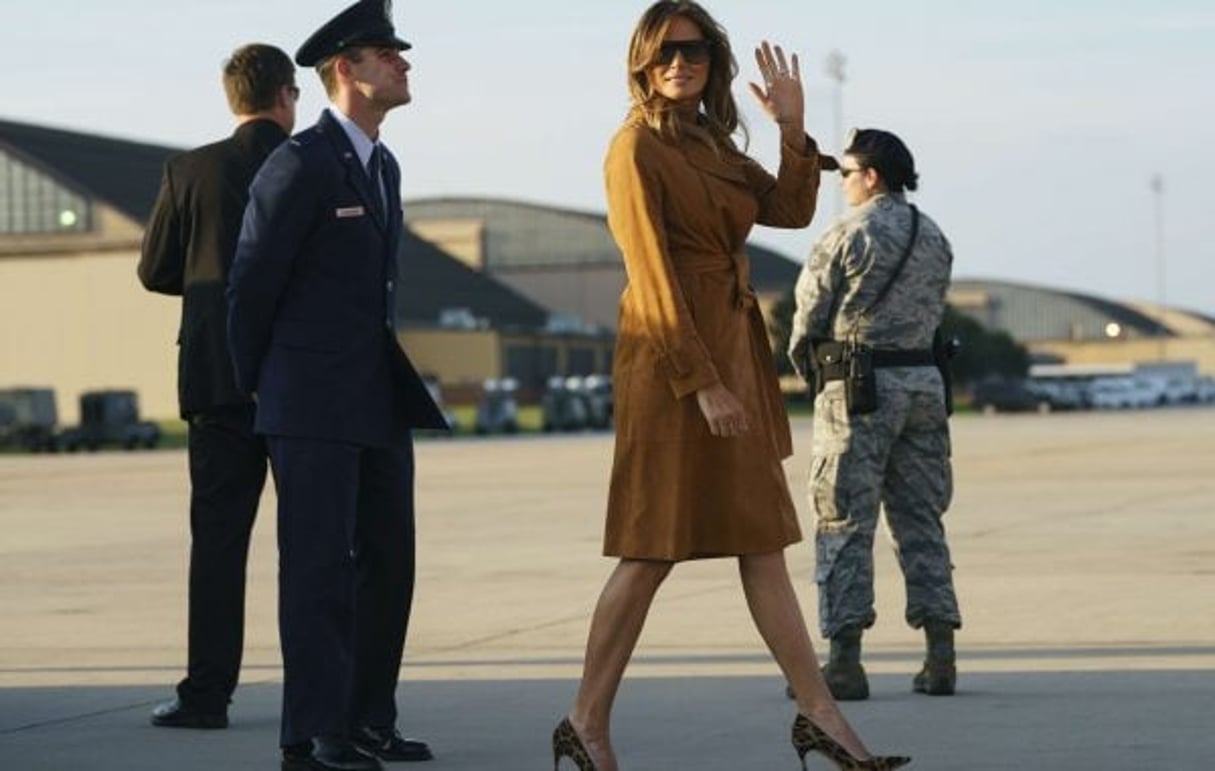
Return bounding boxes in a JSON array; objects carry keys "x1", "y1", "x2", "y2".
[
  {"x1": 352, "y1": 725, "x2": 434, "y2": 762},
  {"x1": 282, "y1": 738, "x2": 383, "y2": 771},
  {"x1": 281, "y1": 741, "x2": 314, "y2": 770},
  {"x1": 149, "y1": 698, "x2": 228, "y2": 729}
]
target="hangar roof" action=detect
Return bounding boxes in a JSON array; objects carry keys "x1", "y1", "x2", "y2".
[
  {"x1": 0, "y1": 118, "x2": 550, "y2": 331},
  {"x1": 0, "y1": 118, "x2": 176, "y2": 224},
  {"x1": 949, "y1": 278, "x2": 1198, "y2": 342},
  {"x1": 403, "y1": 196, "x2": 801, "y2": 292}
]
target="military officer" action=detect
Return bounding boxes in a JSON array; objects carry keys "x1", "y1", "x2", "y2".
[{"x1": 226, "y1": 1, "x2": 447, "y2": 768}]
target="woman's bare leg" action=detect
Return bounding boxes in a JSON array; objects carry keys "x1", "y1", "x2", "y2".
[
  {"x1": 567, "y1": 558, "x2": 673, "y2": 770},
  {"x1": 738, "y1": 550, "x2": 871, "y2": 759}
]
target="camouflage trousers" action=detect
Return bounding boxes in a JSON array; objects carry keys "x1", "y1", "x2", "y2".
[{"x1": 808, "y1": 380, "x2": 961, "y2": 638}]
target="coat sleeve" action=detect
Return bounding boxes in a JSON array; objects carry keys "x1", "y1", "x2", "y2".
[
  {"x1": 137, "y1": 164, "x2": 185, "y2": 295},
  {"x1": 743, "y1": 135, "x2": 824, "y2": 229},
  {"x1": 788, "y1": 223, "x2": 858, "y2": 372},
  {"x1": 605, "y1": 129, "x2": 720, "y2": 399},
  {"x1": 226, "y1": 144, "x2": 318, "y2": 395}
]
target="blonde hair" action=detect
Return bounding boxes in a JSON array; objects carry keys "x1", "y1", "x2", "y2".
[
  {"x1": 625, "y1": 1, "x2": 747, "y2": 153},
  {"x1": 316, "y1": 48, "x2": 365, "y2": 98}
]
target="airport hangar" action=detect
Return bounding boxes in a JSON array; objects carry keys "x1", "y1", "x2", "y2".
[
  {"x1": 400, "y1": 200, "x2": 1215, "y2": 383},
  {"x1": 0, "y1": 119, "x2": 794, "y2": 421},
  {"x1": 950, "y1": 279, "x2": 1215, "y2": 377},
  {"x1": 3, "y1": 117, "x2": 1211, "y2": 421}
]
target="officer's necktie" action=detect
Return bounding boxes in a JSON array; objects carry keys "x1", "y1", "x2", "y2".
[{"x1": 367, "y1": 145, "x2": 386, "y2": 224}]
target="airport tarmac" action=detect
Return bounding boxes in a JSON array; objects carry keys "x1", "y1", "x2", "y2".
[{"x1": 2, "y1": 408, "x2": 1213, "y2": 770}]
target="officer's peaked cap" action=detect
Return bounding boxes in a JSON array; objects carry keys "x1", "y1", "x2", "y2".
[{"x1": 295, "y1": 0, "x2": 410, "y2": 67}]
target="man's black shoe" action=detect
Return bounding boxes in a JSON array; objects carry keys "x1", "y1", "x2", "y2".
[
  {"x1": 281, "y1": 742, "x2": 314, "y2": 771},
  {"x1": 149, "y1": 698, "x2": 228, "y2": 729},
  {"x1": 282, "y1": 738, "x2": 383, "y2": 771},
  {"x1": 352, "y1": 726, "x2": 434, "y2": 762}
]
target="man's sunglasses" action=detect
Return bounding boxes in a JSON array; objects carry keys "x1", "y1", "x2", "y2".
[{"x1": 656, "y1": 39, "x2": 712, "y2": 66}]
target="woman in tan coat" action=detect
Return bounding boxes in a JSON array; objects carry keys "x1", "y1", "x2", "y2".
[{"x1": 552, "y1": 3, "x2": 909, "y2": 770}]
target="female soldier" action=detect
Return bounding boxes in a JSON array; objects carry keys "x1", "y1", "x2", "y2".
[{"x1": 789, "y1": 128, "x2": 961, "y2": 706}]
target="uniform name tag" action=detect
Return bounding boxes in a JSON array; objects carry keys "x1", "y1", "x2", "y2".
[{"x1": 335, "y1": 206, "x2": 365, "y2": 218}]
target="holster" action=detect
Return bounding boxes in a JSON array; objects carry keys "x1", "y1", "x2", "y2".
[
  {"x1": 805, "y1": 338, "x2": 841, "y2": 395},
  {"x1": 844, "y1": 343, "x2": 878, "y2": 415},
  {"x1": 932, "y1": 328, "x2": 960, "y2": 416},
  {"x1": 810, "y1": 340, "x2": 878, "y2": 415},
  {"x1": 812, "y1": 339, "x2": 944, "y2": 416}
]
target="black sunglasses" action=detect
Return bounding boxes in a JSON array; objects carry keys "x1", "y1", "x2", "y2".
[
  {"x1": 839, "y1": 166, "x2": 866, "y2": 178},
  {"x1": 656, "y1": 39, "x2": 712, "y2": 66}
]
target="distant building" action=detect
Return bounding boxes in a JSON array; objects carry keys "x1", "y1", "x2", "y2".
[
  {"x1": 392, "y1": 227, "x2": 613, "y2": 395},
  {"x1": 1, "y1": 118, "x2": 180, "y2": 423},
  {"x1": 950, "y1": 279, "x2": 1215, "y2": 374},
  {"x1": 0, "y1": 119, "x2": 609, "y2": 420},
  {"x1": 13, "y1": 115, "x2": 1203, "y2": 423},
  {"x1": 403, "y1": 196, "x2": 803, "y2": 333}
]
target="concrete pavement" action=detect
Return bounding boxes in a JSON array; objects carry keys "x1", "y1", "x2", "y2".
[{"x1": 2, "y1": 408, "x2": 1214, "y2": 769}]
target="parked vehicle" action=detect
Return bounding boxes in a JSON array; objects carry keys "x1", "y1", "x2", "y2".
[
  {"x1": 1196, "y1": 377, "x2": 1215, "y2": 404},
  {"x1": 0, "y1": 386, "x2": 59, "y2": 451},
  {"x1": 970, "y1": 377, "x2": 1052, "y2": 414},
  {"x1": 541, "y1": 374, "x2": 614, "y2": 432},
  {"x1": 1025, "y1": 379, "x2": 1088, "y2": 411},
  {"x1": 1160, "y1": 376, "x2": 1199, "y2": 405},
  {"x1": 541, "y1": 376, "x2": 589, "y2": 432},
  {"x1": 1136, "y1": 376, "x2": 1168, "y2": 407},
  {"x1": 59, "y1": 390, "x2": 160, "y2": 451},
  {"x1": 581, "y1": 374, "x2": 614, "y2": 430},
  {"x1": 1087, "y1": 377, "x2": 1160, "y2": 410},
  {"x1": 474, "y1": 378, "x2": 519, "y2": 435}
]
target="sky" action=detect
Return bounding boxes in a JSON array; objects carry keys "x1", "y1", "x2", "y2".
[{"x1": 6, "y1": 0, "x2": 1213, "y2": 314}]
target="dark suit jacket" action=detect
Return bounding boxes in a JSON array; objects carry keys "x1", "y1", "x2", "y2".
[
  {"x1": 227, "y1": 110, "x2": 446, "y2": 447},
  {"x1": 138, "y1": 119, "x2": 288, "y2": 417}
]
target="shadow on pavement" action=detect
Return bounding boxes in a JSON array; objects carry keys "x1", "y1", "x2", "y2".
[{"x1": 3, "y1": 669, "x2": 1213, "y2": 770}]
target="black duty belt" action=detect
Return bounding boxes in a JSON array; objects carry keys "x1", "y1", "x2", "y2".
[
  {"x1": 871, "y1": 349, "x2": 936, "y2": 366},
  {"x1": 812, "y1": 341, "x2": 935, "y2": 381}
]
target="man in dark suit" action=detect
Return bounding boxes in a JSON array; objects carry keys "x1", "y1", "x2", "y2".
[
  {"x1": 138, "y1": 43, "x2": 297, "y2": 730},
  {"x1": 227, "y1": 2, "x2": 447, "y2": 769}
]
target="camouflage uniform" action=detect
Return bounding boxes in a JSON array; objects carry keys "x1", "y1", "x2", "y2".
[{"x1": 789, "y1": 192, "x2": 961, "y2": 638}]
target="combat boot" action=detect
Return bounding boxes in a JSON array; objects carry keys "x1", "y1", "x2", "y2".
[
  {"x1": 912, "y1": 621, "x2": 957, "y2": 695},
  {"x1": 820, "y1": 627, "x2": 869, "y2": 701}
]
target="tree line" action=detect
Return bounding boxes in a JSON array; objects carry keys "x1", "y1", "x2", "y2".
[{"x1": 766, "y1": 287, "x2": 1030, "y2": 388}]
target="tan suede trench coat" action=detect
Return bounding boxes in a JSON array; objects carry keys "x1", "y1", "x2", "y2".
[{"x1": 602, "y1": 120, "x2": 824, "y2": 560}]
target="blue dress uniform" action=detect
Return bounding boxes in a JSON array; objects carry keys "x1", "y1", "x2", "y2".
[{"x1": 227, "y1": 103, "x2": 446, "y2": 751}]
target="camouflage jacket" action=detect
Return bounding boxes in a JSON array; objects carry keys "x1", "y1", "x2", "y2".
[{"x1": 789, "y1": 192, "x2": 953, "y2": 392}]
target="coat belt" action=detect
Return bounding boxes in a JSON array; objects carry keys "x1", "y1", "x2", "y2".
[{"x1": 673, "y1": 250, "x2": 755, "y2": 310}]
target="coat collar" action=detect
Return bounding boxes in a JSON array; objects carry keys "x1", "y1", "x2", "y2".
[
  {"x1": 315, "y1": 110, "x2": 392, "y2": 234},
  {"x1": 679, "y1": 135, "x2": 748, "y2": 186},
  {"x1": 232, "y1": 118, "x2": 288, "y2": 155},
  {"x1": 324, "y1": 106, "x2": 377, "y2": 167}
]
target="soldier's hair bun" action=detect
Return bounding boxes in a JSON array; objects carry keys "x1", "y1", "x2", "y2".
[{"x1": 845, "y1": 128, "x2": 918, "y2": 193}]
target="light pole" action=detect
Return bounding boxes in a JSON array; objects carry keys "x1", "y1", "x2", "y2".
[
  {"x1": 824, "y1": 50, "x2": 846, "y2": 216},
  {"x1": 1150, "y1": 173, "x2": 1166, "y2": 361}
]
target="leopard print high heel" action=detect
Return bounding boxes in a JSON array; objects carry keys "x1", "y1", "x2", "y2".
[
  {"x1": 791, "y1": 714, "x2": 910, "y2": 770},
  {"x1": 552, "y1": 717, "x2": 598, "y2": 770}
]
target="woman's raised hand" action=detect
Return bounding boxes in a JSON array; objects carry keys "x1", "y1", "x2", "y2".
[{"x1": 748, "y1": 40, "x2": 805, "y2": 134}]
